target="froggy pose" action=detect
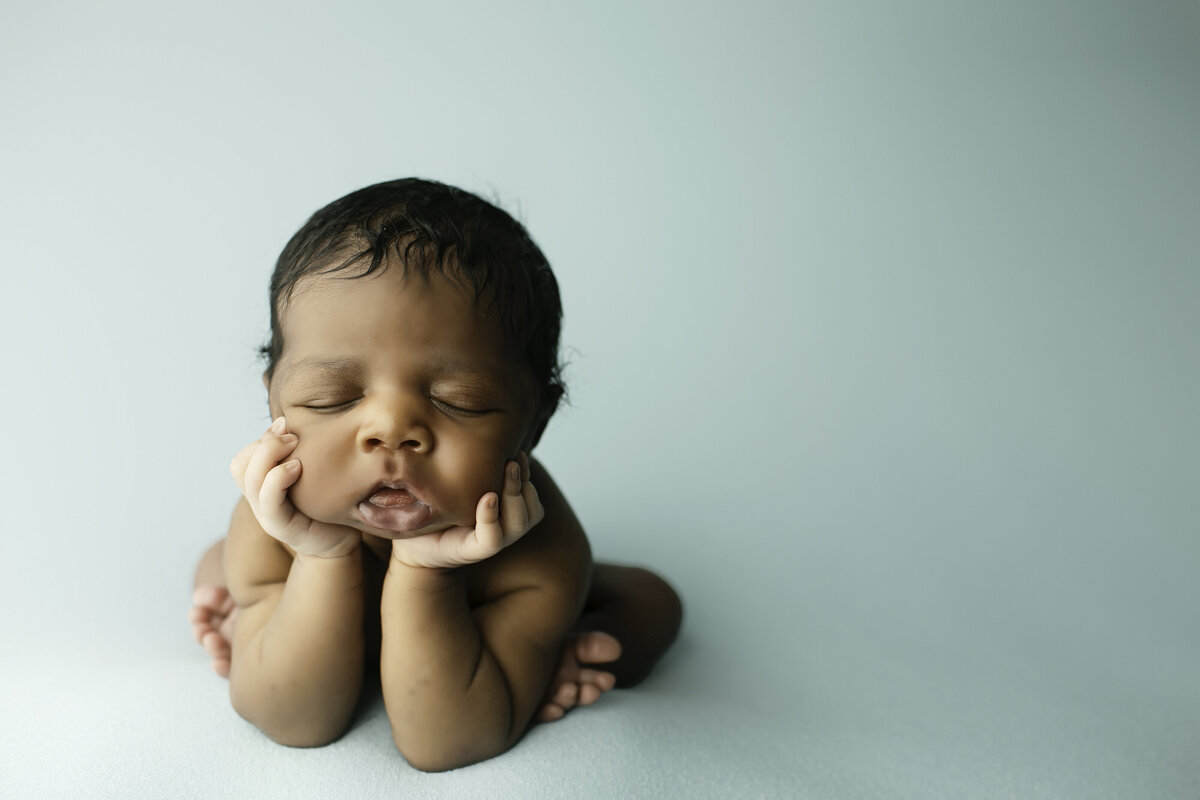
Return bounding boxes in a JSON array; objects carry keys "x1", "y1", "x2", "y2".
[{"x1": 189, "y1": 179, "x2": 682, "y2": 771}]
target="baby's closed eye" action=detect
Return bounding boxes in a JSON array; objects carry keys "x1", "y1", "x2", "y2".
[
  {"x1": 430, "y1": 396, "x2": 493, "y2": 416},
  {"x1": 301, "y1": 398, "x2": 361, "y2": 412},
  {"x1": 428, "y1": 381, "x2": 507, "y2": 416},
  {"x1": 291, "y1": 385, "x2": 363, "y2": 411}
]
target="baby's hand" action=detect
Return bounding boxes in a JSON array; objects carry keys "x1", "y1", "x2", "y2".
[
  {"x1": 390, "y1": 453, "x2": 543, "y2": 569},
  {"x1": 230, "y1": 417, "x2": 361, "y2": 559}
]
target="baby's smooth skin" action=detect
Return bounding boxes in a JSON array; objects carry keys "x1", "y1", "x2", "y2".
[{"x1": 190, "y1": 265, "x2": 681, "y2": 771}]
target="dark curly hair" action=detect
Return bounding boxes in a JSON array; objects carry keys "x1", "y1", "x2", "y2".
[{"x1": 262, "y1": 178, "x2": 566, "y2": 441}]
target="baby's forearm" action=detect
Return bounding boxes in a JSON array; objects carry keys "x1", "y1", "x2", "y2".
[
  {"x1": 230, "y1": 551, "x2": 365, "y2": 747},
  {"x1": 379, "y1": 562, "x2": 518, "y2": 771}
]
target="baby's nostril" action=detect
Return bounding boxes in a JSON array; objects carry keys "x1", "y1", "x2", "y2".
[{"x1": 363, "y1": 434, "x2": 425, "y2": 451}]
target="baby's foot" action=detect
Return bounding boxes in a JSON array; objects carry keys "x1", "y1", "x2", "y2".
[
  {"x1": 188, "y1": 586, "x2": 237, "y2": 678},
  {"x1": 536, "y1": 631, "x2": 622, "y2": 723}
]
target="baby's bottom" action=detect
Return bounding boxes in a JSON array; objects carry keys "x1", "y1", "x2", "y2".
[{"x1": 189, "y1": 538, "x2": 682, "y2": 723}]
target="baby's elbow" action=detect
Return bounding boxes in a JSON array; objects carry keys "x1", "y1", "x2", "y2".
[
  {"x1": 266, "y1": 724, "x2": 343, "y2": 750},
  {"x1": 394, "y1": 739, "x2": 471, "y2": 773},
  {"x1": 396, "y1": 743, "x2": 470, "y2": 773},
  {"x1": 403, "y1": 752, "x2": 463, "y2": 774},
  {"x1": 230, "y1": 687, "x2": 344, "y2": 749},
  {"x1": 393, "y1": 729, "x2": 504, "y2": 773}
]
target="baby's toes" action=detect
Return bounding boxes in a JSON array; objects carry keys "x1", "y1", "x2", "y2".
[
  {"x1": 202, "y1": 630, "x2": 230, "y2": 660},
  {"x1": 192, "y1": 585, "x2": 229, "y2": 611},
  {"x1": 189, "y1": 602, "x2": 221, "y2": 633},
  {"x1": 578, "y1": 668, "x2": 616, "y2": 693},
  {"x1": 575, "y1": 669, "x2": 616, "y2": 706},
  {"x1": 551, "y1": 680, "x2": 579, "y2": 709},
  {"x1": 191, "y1": 621, "x2": 211, "y2": 644},
  {"x1": 536, "y1": 702, "x2": 566, "y2": 723},
  {"x1": 574, "y1": 631, "x2": 622, "y2": 665},
  {"x1": 577, "y1": 683, "x2": 602, "y2": 706}
]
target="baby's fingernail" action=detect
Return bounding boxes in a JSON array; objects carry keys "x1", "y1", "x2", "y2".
[
  {"x1": 269, "y1": 417, "x2": 285, "y2": 434},
  {"x1": 284, "y1": 460, "x2": 300, "y2": 471},
  {"x1": 488, "y1": 494, "x2": 498, "y2": 509},
  {"x1": 509, "y1": 462, "x2": 520, "y2": 482},
  {"x1": 280, "y1": 433, "x2": 298, "y2": 446}
]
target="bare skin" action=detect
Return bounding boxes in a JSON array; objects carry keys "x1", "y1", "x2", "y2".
[
  {"x1": 191, "y1": 531, "x2": 677, "y2": 723},
  {"x1": 192, "y1": 267, "x2": 682, "y2": 769}
]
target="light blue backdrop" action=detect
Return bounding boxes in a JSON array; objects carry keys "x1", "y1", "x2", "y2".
[{"x1": 2, "y1": 1, "x2": 1197, "y2": 797}]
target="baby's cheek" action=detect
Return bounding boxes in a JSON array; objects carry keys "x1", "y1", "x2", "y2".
[
  {"x1": 442, "y1": 451, "x2": 507, "y2": 522},
  {"x1": 286, "y1": 437, "x2": 340, "y2": 521}
]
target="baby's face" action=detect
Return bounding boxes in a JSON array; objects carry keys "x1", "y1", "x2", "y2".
[{"x1": 267, "y1": 266, "x2": 537, "y2": 541}]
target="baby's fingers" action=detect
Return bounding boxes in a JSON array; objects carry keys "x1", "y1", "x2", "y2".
[
  {"x1": 229, "y1": 441, "x2": 258, "y2": 492},
  {"x1": 256, "y1": 459, "x2": 303, "y2": 534},
  {"x1": 498, "y1": 460, "x2": 530, "y2": 536},
  {"x1": 470, "y1": 493, "x2": 504, "y2": 556},
  {"x1": 239, "y1": 418, "x2": 298, "y2": 504},
  {"x1": 521, "y1": 479, "x2": 544, "y2": 528},
  {"x1": 518, "y1": 452, "x2": 544, "y2": 527}
]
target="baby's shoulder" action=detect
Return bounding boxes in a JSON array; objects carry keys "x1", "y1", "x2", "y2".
[
  {"x1": 470, "y1": 460, "x2": 592, "y2": 608},
  {"x1": 471, "y1": 511, "x2": 590, "y2": 605}
]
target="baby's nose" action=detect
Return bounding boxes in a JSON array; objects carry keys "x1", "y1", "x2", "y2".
[{"x1": 357, "y1": 396, "x2": 432, "y2": 452}]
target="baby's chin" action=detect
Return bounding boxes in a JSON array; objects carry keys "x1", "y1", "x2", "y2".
[
  {"x1": 355, "y1": 521, "x2": 452, "y2": 541},
  {"x1": 334, "y1": 505, "x2": 477, "y2": 541}
]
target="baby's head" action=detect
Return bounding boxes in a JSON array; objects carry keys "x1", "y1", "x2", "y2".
[
  {"x1": 259, "y1": 178, "x2": 566, "y2": 536},
  {"x1": 263, "y1": 178, "x2": 565, "y2": 439}
]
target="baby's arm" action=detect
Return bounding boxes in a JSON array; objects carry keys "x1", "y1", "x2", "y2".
[
  {"x1": 380, "y1": 458, "x2": 591, "y2": 771},
  {"x1": 224, "y1": 420, "x2": 366, "y2": 747}
]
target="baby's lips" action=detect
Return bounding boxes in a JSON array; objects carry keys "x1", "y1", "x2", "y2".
[
  {"x1": 360, "y1": 478, "x2": 430, "y2": 508},
  {"x1": 367, "y1": 487, "x2": 418, "y2": 508}
]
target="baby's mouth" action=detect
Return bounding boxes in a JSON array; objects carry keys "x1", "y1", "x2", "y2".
[
  {"x1": 357, "y1": 481, "x2": 433, "y2": 534},
  {"x1": 367, "y1": 487, "x2": 418, "y2": 507}
]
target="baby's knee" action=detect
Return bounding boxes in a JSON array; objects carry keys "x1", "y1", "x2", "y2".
[{"x1": 622, "y1": 567, "x2": 684, "y2": 634}]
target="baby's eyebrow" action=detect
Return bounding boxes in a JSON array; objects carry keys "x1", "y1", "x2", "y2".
[
  {"x1": 277, "y1": 355, "x2": 511, "y2": 387},
  {"x1": 424, "y1": 356, "x2": 511, "y2": 384},
  {"x1": 278, "y1": 356, "x2": 367, "y2": 382}
]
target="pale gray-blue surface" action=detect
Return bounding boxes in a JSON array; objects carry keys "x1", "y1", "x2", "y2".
[{"x1": 1, "y1": 1, "x2": 1197, "y2": 798}]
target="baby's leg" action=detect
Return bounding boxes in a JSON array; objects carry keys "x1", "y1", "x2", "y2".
[
  {"x1": 577, "y1": 563, "x2": 683, "y2": 686},
  {"x1": 189, "y1": 538, "x2": 237, "y2": 677},
  {"x1": 537, "y1": 563, "x2": 682, "y2": 722}
]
